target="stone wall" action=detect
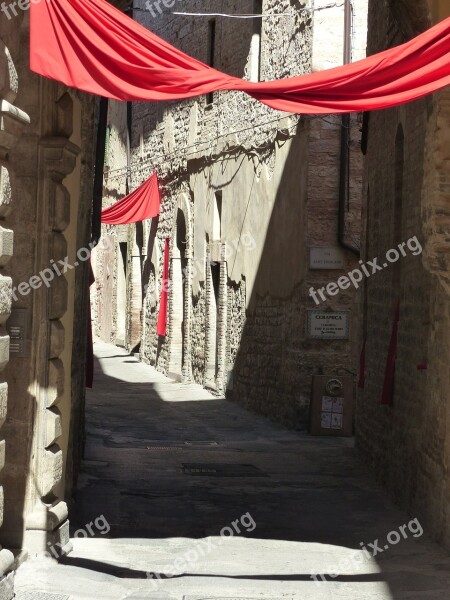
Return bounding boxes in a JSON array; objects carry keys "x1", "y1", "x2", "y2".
[
  {"x1": 356, "y1": 0, "x2": 450, "y2": 550},
  {"x1": 0, "y1": 10, "x2": 95, "y2": 593}
]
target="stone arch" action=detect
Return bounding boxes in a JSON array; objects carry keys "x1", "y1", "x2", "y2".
[
  {"x1": 168, "y1": 193, "x2": 193, "y2": 381},
  {"x1": 141, "y1": 224, "x2": 160, "y2": 364}
]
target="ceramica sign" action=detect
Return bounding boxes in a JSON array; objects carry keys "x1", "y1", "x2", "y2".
[{"x1": 307, "y1": 310, "x2": 350, "y2": 340}]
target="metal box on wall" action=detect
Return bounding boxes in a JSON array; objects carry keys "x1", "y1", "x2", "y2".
[{"x1": 309, "y1": 375, "x2": 353, "y2": 436}]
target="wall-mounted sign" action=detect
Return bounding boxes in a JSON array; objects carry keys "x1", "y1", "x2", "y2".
[
  {"x1": 309, "y1": 246, "x2": 346, "y2": 270},
  {"x1": 310, "y1": 375, "x2": 353, "y2": 436},
  {"x1": 307, "y1": 310, "x2": 350, "y2": 340},
  {"x1": 6, "y1": 308, "x2": 29, "y2": 357}
]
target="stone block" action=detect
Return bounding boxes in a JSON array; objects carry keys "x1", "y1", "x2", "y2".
[
  {"x1": 26, "y1": 499, "x2": 68, "y2": 532},
  {"x1": 41, "y1": 444, "x2": 63, "y2": 497},
  {"x1": 0, "y1": 277, "x2": 12, "y2": 325},
  {"x1": 0, "y1": 166, "x2": 12, "y2": 219},
  {"x1": 50, "y1": 232, "x2": 67, "y2": 265},
  {"x1": 49, "y1": 320, "x2": 64, "y2": 359},
  {"x1": 45, "y1": 407, "x2": 62, "y2": 448},
  {"x1": 47, "y1": 359, "x2": 64, "y2": 408},
  {"x1": 48, "y1": 276, "x2": 68, "y2": 321},
  {"x1": 0, "y1": 571, "x2": 14, "y2": 600},
  {"x1": 0, "y1": 228, "x2": 13, "y2": 268},
  {"x1": 0, "y1": 383, "x2": 6, "y2": 423},
  {"x1": 0, "y1": 549, "x2": 14, "y2": 581},
  {"x1": 0, "y1": 337, "x2": 9, "y2": 372},
  {"x1": 25, "y1": 518, "x2": 70, "y2": 559},
  {"x1": 49, "y1": 182, "x2": 70, "y2": 232},
  {"x1": 0, "y1": 440, "x2": 5, "y2": 472}
]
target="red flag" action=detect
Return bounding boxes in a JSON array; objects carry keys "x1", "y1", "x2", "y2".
[
  {"x1": 101, "y1": 173, "x2": 160, "y2": 225},
  {"x1": 381, "y1": 303, "x2": 400, "y2": 405},
  {"x1": 30, "y1": 0, "x2": 450, "y2": 114},
  {"x1": 156, "y1": 238, "x2": 170, "y2": 337}
]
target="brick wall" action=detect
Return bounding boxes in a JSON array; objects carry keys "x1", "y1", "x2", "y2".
[{"x1": 356, "y1": 0, "x2": 450, "y2": 550}]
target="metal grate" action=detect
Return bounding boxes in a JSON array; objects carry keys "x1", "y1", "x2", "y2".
[
  {"x1": 184, "y1": 441, "x2": 219, "y2": 446},
  {"x1": 182, "y1": 463, "x2": 267, "y2": 477},
  {"x1": 14, "y1": 593, "x2": 71, "y2": 600}
]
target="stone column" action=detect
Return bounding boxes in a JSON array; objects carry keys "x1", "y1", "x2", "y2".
[
  {"x1": 0, "y1": 29, "x2": 30, "y2": 599},
  {"x1": 23, "y1": 136, "x2": 79, "y2": 556},
  {"x1": 180, "y1": 256, "x2": 192, "y2": 382},
  {"x1": 215, "y1": 248, "x2": 228, "y2": 393}
]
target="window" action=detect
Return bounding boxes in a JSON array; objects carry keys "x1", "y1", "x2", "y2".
[
  {"x1": 207, "y1": 20, "x2": 216, "y2": 104},
  {"x1": 250, "y1": 0, "x2": 263, "y2": 82},
  {"x1": 104, "y1": 125, "x2": 111, "y2": 167},
  {"x1": 212, "y1": 191, "x2": 222, "y2": 241}
]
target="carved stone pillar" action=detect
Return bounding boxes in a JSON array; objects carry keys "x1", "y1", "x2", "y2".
[
  {"x1": 0, "y1": 24, "x2": 30, "y2": 599},
  {"x1": 23, "y1": 136, "x2": 79, "y2": 555}
]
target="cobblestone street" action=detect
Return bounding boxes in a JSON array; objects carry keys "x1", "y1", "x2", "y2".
[{"x1": 14, "y1": 341, "x2": 450, "y2": 600}]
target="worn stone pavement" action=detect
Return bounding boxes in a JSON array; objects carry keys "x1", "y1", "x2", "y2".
[{"x1": 15, "y1": 340, "x2": 450, "y2": 600}]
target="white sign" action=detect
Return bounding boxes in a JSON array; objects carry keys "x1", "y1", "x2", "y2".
[
  {"x1": 307, "y1": 310, "x2": 350, "y2": 340},
  {"x1": 309, "y1": 246, "x2": 346, "y2": 270}
]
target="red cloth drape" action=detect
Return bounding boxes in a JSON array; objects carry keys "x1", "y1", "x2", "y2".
[
  {"x1": 101, "y1": 173, "x2": 160, "y2": 224},
  {"x1": 381, "y1": 303, "x2": 400, "y2": 405},
  {"x1": 30, "y1": 0, "x2": 450, "y2": 114},
  {"x1": 156, "y1": 238, "x2": 170, "y2": 337},
  {"x1": 86, "y1": 263, "x2": 95, "y2": 388}
]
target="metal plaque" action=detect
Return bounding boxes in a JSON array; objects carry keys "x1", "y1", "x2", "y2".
[
  {"x1": 6, "y1": 308, "x2": 29, "y2": 357},
  {"x1": 307, "y1": 310, "x2": 350, "y2": 340},
  {"x1": 309, "y1": 246, "x2": 346, "y2": 269}
]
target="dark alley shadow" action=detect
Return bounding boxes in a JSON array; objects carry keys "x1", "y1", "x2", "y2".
[
  {"x1": 60, "y1": 555, "x2": 387, "y2": 583},
  {"x1": 63, "y1": 346, "x2": 450, "y2": 600}
]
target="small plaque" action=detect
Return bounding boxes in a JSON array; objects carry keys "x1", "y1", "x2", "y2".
[
  {"x1": 309, "y1": 246, "x2": 346, "y2": 270},
  {"x1": 307, "y1": 310, "x2": 350, "y2": 340},
  {"x1": 6, "y1": 308, "x2": 29, "y2": 357}
]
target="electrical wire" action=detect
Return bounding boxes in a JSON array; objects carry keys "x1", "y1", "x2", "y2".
[{"x1": 132, "y1": 2, "x2": 345, "y2": 18}]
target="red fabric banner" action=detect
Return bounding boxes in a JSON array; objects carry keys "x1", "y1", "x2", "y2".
[
  {"x1": 156, "y1": 238, "x2": 170, "y2": 337},
  {"x1": 101, "y1": 173, "x2": 160, "y2": 224},
  {"x1": 86, "y1": 262, "x2": 95, "y2": 388},
  {"x1": 30, "y1": 0, "x2": 450, "y2": 114},
  {"x1": 381, "y1": 303, "x2": 400, "y2": 405}
]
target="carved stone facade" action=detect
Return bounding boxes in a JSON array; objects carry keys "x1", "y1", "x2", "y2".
[
  {"x1": 93, "y1": 0, "x2": 368, "y2": 427},
  {"x1": 0, "y1": 11, "x2": 96, "y2": 596},
  {"x1": 356, "y1": 0, "x2": 450, "y2": 551}
]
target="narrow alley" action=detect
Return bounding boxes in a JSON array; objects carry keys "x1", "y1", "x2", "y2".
[{"x1": 14, "y1": 341, "x2": 450, "y2": 600}]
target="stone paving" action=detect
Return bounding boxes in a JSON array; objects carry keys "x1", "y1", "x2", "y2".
[{"x1": 15, "y1": 340, "x2": 450, "y2": 600}]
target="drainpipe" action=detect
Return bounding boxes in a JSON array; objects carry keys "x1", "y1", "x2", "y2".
[
  {"x1": 338, "y1": 0, "x2": 360, "y2": 257},
  {"x1": 91, "y1": 96, "x2": 109, "y2": 245}
]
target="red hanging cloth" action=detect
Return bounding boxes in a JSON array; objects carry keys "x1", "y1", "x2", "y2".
[
  {"x1": 156, "y1": 238, "x2": 170, "y2": 337},
  {"x1": 30, "y1": 0, "x2": 450, "y2": 114},
  {"x1": 101, "y1": 173, "x2": 160, "y2": 224},
  {"x1": 86, "y1": 263, "x2": 95, "y2": 388},
  {"x1": 381, "y1": 303, "x2": 400, "y2": 405}
]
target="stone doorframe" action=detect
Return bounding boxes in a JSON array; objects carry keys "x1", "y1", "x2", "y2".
[
  {"x1": 0, "y1": 26, "x2": 30, "y2": 599},
  {"x1": 204, "y1": 241, "x2": 228, "y2": 394}
]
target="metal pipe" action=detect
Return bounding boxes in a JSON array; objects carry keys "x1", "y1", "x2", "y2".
[{"x1": 338, "y1": 0, "x2": 360, "y2": 257}]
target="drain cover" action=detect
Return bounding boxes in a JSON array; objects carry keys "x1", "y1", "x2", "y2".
[
  {"x1": 182, "y1": 463, "x2": 267, "y2": 477},
  {"x1": 145, "y1": 446, "x2": 184, "y2": 451},
  {"x1": 14, "y1": 593, "x2": 71, "y2": 600},
  {"x1": 184, "y1": 441, "x2": 219, "y2": 446}
]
